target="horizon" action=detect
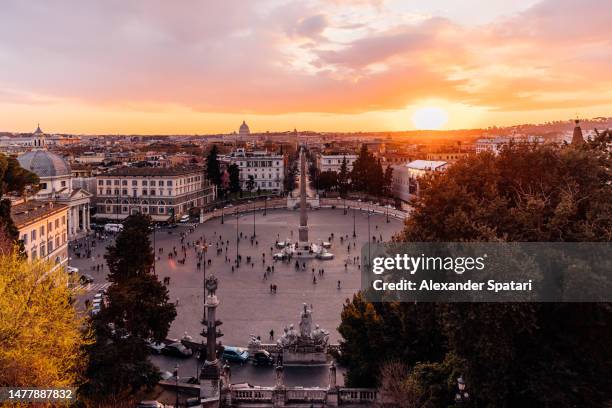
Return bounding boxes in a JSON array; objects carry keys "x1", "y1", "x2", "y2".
[{"x1": 1, "y1": 0, "x2": 611, "y2": 134}]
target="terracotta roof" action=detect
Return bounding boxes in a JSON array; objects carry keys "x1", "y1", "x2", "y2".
[{"x1": 11, "y1": 200, "x2": 67, "y2": 229}]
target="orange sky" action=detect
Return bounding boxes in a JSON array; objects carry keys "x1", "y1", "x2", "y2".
[{"x1": 0, "y1": 0, "x2": 610, "y2": 134}]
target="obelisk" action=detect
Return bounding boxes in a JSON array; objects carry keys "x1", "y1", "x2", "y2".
[{"x1": 298, "y1": 148, "x2": 309, "y2": 243}]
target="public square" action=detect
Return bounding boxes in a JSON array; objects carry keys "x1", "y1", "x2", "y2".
[{"x1": 69, "y1": 206, "x2": 404, "y2": 385}]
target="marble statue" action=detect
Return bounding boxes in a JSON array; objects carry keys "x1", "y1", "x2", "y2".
[
  {"x1": 299, "y1": 303, "x2": 313, "y2": 338},
  {"x1": 311, "y1": 324, "x2": 330, "y2": 346}
]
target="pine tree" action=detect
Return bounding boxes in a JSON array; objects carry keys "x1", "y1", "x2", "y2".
[
  {"x1": 205, "y1": 145, "x2": 222, "y2": 186},
  {"x1": 338, "y1": 156, "x2": 349, "y2": 197}
]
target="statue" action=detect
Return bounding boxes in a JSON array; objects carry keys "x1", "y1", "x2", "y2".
[
  {"x1": 247, "y1": 334, "x2": 261, "y2": 351},
  {"x1": 311, "y1": 324, "x2": 329, "y2": 346},
  {"x1": 299, "y1": 303, "x2": 313, "y2": 338}
]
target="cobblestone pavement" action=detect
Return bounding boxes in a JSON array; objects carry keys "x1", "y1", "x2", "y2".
[{"x1": 70, "y1": 208, "x2": 403, "y2": 347}]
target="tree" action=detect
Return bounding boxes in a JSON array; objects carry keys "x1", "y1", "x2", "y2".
[
  {"x1": 228, "y1": 164, "x2": 241, "y2": 194},
  {"x1": 382, "y1": 165, "x2": 393, "y2": 197},
  {"x1": 0, "y1": 248, "x2": 89, "y2": 388},
  {"x1": 317, "y1": 170, "x2": 338, "y2": 192},
  {"x1": 246, "y1": 175, "x2": 255, "y2": 193},
  {"x1": 205, "y1": 145, "x2": 222, "y2": 186},
  {"x1": 0, "y1": 155, "x2": 39, "y2": 244},
  {"x1": 338, "y1": 156, "x2": 349, "y2": 197},
  {"x1": 83, "y1": 214, "x2": 176, "y2": 401},
  {"x1": 350, "y1": 145, "x2": 371, "y2": 192},
  {"x1": 339, "y1": 140, "x2": 612, "y2": 407}
]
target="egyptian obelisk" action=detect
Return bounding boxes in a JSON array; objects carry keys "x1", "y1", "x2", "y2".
[{"x1": 298, "y1": 148, "x2": 309, "y2": 243}]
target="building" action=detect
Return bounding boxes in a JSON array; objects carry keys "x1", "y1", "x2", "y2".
[
  {"x1": 426, "y1": 152, "x2": 471, "y2": 162},
  {"x1": 391, "y1": 160, "x2": 448, "y2": 201},
  {"x1": 223, "y1": 148, "x2": 285, "y2": 193},
  {"x1": 17, "y1": 126, "x2": 92, "y2": 240},
  {"x1": 93, "y1": 166, "x2": 215, "y2": 222},
  {"x1": 316, "y1": 153, "x2": 357, "y2": 174},
  {"x1": 475, "y1": 135, "x2": 544, "y2": 154},
  {"x1": 12, "y1": 200, "x2": 69, "y2": 265},
  {"x1": 239, "y1": 121, "x2": 250, "y2": 139},
  {"x1": 571, "y1": 119, "x2": 585, "y2": 145}
]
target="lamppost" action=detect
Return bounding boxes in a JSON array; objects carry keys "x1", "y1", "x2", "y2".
[
  {"x1": 386, "y1": 205, "x2": 390, "y2": 223},
  {"x1": 455, "y1": 376, "x2": 470, "y2": 404},
  {"x1": 343, "y1": 196, "x2": 347, "y2": 215},
  {"x1": 367, "y1": 204, "x2": 371, "y2": 269},
  {"x1": 264, "y1": 197, "x2": 269, "y2": 216},
  {"x1": 221, "y1": 205, "x2": 224, "y2": 224},
  {"x1": 252, "y1": 200, "x2": 256, "y2": 238},
  {"x1": 200, "y1": 243, "x2": 209, "y2": 323},
  {"x1": 352, "y1": 205, "x2": 356, "y2": 238},
  {"x1": 174, "y1": 363, "x2": 179, "y2": 408},
  {"x1": 235, "y1": 207, "x2": 239, "y2": 267}
]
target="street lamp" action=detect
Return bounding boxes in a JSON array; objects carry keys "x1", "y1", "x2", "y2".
[
  {"x1": 235, "y1": 207, "x2": 239, "y2": 267},
  {"x1": 200, "y1": 243, "x2": 209, "y2": 324},
  {"x1": 455, "y1": 376, "x2": 470, "y2": 404},
  {"x1": 343, "y1": 196, "x2": 347, "y2": 215},
  {"x1": 367, "y1": 204, "x2": 371, "y2": 269},
  {"x1": 352, "y1": 205, "x2": 356, "y2": 238},
  {"x1": 221, "y1": 205, "x2": 224, "y2": 224},
  {"x1": 174, "y1": 363, "x2": 180, "y2": 408},
  {"x1": 252, "y1": 200, "x2": 256, "y2": 238}
]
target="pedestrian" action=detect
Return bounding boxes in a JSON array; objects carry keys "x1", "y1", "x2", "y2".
[
  {"x1": 338, "y1": 280, "x2": 341, "y2": 289},
  {"x1": 270, "y1": 329, "x2": 274, "y2": 340}
]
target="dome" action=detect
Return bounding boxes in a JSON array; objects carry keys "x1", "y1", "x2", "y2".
[
  {"x1": 239, "y1": 120, "x2": 250, "y2": 135},
  {"x1": 18, "y1": 149, "x2": 71, "y2": 178}
]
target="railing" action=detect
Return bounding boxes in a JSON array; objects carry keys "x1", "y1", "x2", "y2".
[
  {"x1": 232, "y1": 388, "x2": 273, "y2": 401},
  {"x1": 339, "y1": 388, "x2": 378, "y2": 402},
  {"x1": 286, "y1": 387, "x2": 327, "y2": 402},
  {"x1": 319, "y1": 198, "x2": 410, "y2": 220}
]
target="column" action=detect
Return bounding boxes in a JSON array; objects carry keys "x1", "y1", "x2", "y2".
[
  {"x1": 85, "y1": 203, "x2": 90, "y2": 231},
  {"x1": 80, "y1": 205, "x2": 84, "y2": 231}
]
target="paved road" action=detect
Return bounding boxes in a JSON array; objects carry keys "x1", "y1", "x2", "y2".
[{"x1": 69, "y1": 208, "x2": 403, "y2": 385}]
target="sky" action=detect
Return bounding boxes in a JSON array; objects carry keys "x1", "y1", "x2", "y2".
[{"x1": 0, "y1": 0, "x2": 610, "y2": 134}]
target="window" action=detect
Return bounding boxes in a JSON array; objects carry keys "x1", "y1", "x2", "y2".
[
  {"x1": 106, "y1": 189, "x2": 111, "y2": 195},
  {"x1": 55, "y1": 219, "x2": 59, "y2": 229},
  {"x1": 40, "y1": 226, "x2": 45, "y2": 236},
  {"x1": 142, "y1": 180, "x2": 148, "y2": 186},
  {"x1": 159, "y1": 180, "x2": 164, "y2": 186},
  {"x1": 40, "y1": 182, "x2": 47, "y2": 189},
  {"x1": 142, "y1": 189, "x2": 148, "y2": 195},
  {"x1": 61, "y1": 180, "x2": 66, "y2": 187},
  {"x1": 122, "y1": 189, "x2": 128, "y2": 195},
  {"x1": 132, "y1": 180, "x2": 138, "y2": 186},
  {"x1": 48, "y1": 240, "x2": 53, "y2": 253},
  {"x1": 55, "y1": 236, "x2": 60, "y2": 248},
  {"x1": 106, "y1": 180, "x2": 111, "y2": 185},
  {"x1": 22, "y1": 234, "x2": 27, "y2": 245},
  {"x1": 122, "y1": 180, "x2": 127, "y2": 186},
  {"x1": 167, "y1": 180, "x2": 173, "y2": 186},
  {"x1": 62, "y1": 215, "x2": 66, "y2": 225},
  {"x1": 40, "y1": 242, "x2": 46, "y2": 257},
  {"x1": 98, "y1": 180, "x2": 104, "y2": 185},
  {"x1": 150, "y1": 180, "x2": 156, "y2": 186},
  {"x1": 150, "y1": 189, "x2": 156, "y2": 196},
  {"x1": 114, "y1": 180, "x2": 119, "y2": 185}
]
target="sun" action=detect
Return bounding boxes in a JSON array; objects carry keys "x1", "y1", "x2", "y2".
[{"x1": 412, "y1": 107, "x2": 449, "y2": 130}]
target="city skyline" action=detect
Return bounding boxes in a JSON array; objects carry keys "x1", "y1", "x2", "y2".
[{"x1": 0, "y1": 0, "x2": 610, "y2": 134}]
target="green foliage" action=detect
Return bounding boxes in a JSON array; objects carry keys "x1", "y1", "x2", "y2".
[
  {"x1": 318, "y1": 170, "x2": 338, "y2": 192},
  {"x1": 246, "y1": 174, "x2": 255, "y2": 192},
  {"x1": 338, "y1": 156, "x2": 349, "y2": 197},
  {"x1": 350, "y1": 145, "x2": 386, "y2": 196},
  {"x1": 339, "y1": 140, "x2": 612, "y2": 407},
  {"x1": 228, "y1": 163, "x2": 241, "y2": 193},
  {"x1": 83, "y1": 214, "x2": 176, "y2": 401},
  {"x1": 206, "y1": 145, "x2": 222, "y2": 186},
  {"x1": 0, "y1": 154, "x2": 39, "y2": 244}
]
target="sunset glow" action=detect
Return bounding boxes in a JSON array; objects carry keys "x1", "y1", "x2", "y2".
[{"x1": 0, "y1": 0, "x2": 610, "y2": 134}]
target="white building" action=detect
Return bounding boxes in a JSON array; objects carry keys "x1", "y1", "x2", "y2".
[
  {"x1": 475, "y1": 135, "x2": 544, "y2": 154},
  {"x1": 17, "y1": 126, "x2": 92, "y2": 241},
  {"x1": 223, "y1": 148, "x2": 285, "y2": 193},
  {"x1": 316, "y1": 154, "x2": 357, "y2": 174},
  {"x1": 12, "y1": 200, "x2": 69, "y2": 266},
  {"x1": 391, "y1": 160, "x2": 448, "y2": 201},
  {"x1": 93, "y1": 166, "x2": 215, "y2": 222}
]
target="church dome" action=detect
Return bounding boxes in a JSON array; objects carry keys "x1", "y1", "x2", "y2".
[
  {"x1": 239, "y1": 120, "x2": 250, "y2": 135},
  {"x1": 18, "y1": 149, "x2": 71, "y2": 178}
]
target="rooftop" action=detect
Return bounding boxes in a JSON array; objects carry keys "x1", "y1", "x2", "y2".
[
  {"x1": 103, "y1": 165, "x2": 204, "y2": 177},
  {"x1": 11, "y1": 200, "x2": 67, "y2": 228},
  {"x1": 407, "y1": 160, "x2": 448, "y2": 170}
]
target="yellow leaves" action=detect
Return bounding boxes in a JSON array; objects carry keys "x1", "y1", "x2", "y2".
[{"x1": 0, "y1": 250, "x2": 91, "y2": 389}]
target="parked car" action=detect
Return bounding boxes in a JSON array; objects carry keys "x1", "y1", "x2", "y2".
[
  {"x1": 104, "y1": 223, "x2": 123, "y2": 233},
  {"x1": 179, "y1": 214, "x2": 190, "y2": 223},
  {"x1": 251, "y1": 350, "x2": 274, "y2": 366},
  {"x1": 162, "y1": 342, "x2": 193, "y2": 358},
  {"x1": 79, "y1": 274, "x2": 94, "y2": 284},
  {"x1": 222, "y1": 346, "x2": 250, "y2": 363},
  {"x1": 146, "y1": 340, "x2": 166, "y2": 355},
  {"x1": 159, "y1": 371, "x2": 175, "y2": 381},
  {"x1": 66, "y1": 266, "x2": 79, "y2": 275},
  {"x1": 136, "y1": 401, "x2": 167, "y2": 408},
  {"x1": 273, "y1": 252, "x2": 288, "y2": 260},
  {"x1": 185, "y1": 397, "x2": 203, "y2": 407}
]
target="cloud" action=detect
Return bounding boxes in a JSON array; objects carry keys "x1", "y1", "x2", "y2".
[{"x1": 0, "y1": 0, "x2": 609, "y2": 117}]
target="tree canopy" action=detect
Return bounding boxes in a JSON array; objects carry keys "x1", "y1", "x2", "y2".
[{"x1": 338, "y1": 136, "x2": 612, "y2": 407}]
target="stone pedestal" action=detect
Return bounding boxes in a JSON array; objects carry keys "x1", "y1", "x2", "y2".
[
  {"x1": 200, "y1": 359, "x2": 221, "y2": 399},
  {"x1": 282, "y1": 347, "x2": 327, "y2": 365}
]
